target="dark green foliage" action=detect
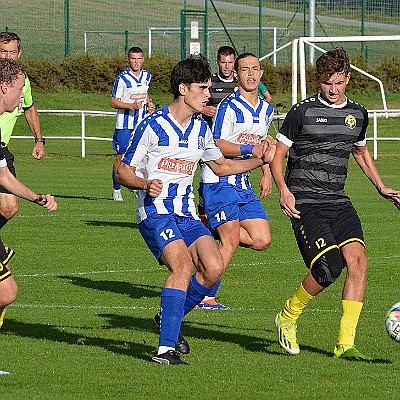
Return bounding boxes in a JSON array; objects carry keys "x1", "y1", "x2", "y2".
[
  {"x1": 23, "y1": 60, "x2": 64, "y2": 93},
  {"x1": 143, "y1": 52, "x2": 179, "y2": 94},
  {"x1": 22, "y1": 54, "x2": 400, "y2": 95}
]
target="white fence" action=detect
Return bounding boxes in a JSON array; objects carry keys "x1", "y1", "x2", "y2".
[{"x1": 10, "y1": 109, "x2": 400, "y2": 159}]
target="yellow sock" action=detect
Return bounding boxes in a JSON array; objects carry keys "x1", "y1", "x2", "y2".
[
  {"x1": 337, "y1": 300, "x2": 363, "y2": 346},
  {"x1": 282, "y1": 283, "x2": 314, "y2": 320},
  {"x1": 0, "y1": 307, "x2": 7, "y2": 329}
]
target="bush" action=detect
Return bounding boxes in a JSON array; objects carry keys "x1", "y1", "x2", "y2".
[{"x1": 23, "y1": 54, "x2": 400, "y2": 96}]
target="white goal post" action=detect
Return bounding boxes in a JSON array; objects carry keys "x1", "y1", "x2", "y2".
[{"x1": 293, "y1": 35, "x2": 400, "y2": 112}]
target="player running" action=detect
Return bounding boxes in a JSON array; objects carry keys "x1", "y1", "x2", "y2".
[
  {"x1": 199, "y1": 52, "x2": 274, "y2": 307},
  {"x1": 115, "y1": 55, "x2": 276, "y2": 365},
  {"x1": 269, "y1": 48, "x2": 400, "y2": 360}
]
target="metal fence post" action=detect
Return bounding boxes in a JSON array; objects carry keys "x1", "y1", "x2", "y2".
[{"x1": 64, "y1": 0, "x2": 70, "y2": 57}]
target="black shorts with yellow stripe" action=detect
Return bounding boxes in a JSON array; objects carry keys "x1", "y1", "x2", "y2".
[
  {"x1": 0, "y1": 246, "x2": 15, "y2": 282},
  {"x1": 291, "y1": 202, "x2": 364, "y2": 269}
]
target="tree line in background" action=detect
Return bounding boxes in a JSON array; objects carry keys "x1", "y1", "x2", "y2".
[{"x1": 22, "y1": 53, "x2": 400, "y2": 96}]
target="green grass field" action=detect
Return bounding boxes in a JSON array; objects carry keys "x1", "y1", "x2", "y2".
[{"x1": 0, "y1": 92, "x2": 399, "y2": 399}]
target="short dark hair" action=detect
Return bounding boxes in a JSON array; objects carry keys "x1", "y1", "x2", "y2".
[
  {"x1": 170, "y1": 54, "x2": 211, "y2": 99},
  {"x1": 0, "y1": 58, "x2": 25, "y2": 85},
  {"x1": 217, "y1": 46, "x2": 235, "y2": 60},
  {"x1": 315, "y1": 48, "x2": 350, "y2": 81},
  {"x1": 234, "y1": 52, "x2": 260, "y2": 71},
  {"x1": 127, "y1": 47, "x2": 144, "y2": 56},
  {"x1": 0, "y1": 31, "x2": 21, "y2": 51}
]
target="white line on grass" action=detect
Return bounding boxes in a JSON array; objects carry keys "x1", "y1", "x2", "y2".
[
  {"x1": 13, "y1": 254, "x2": 399, "y2": 279},
  {"x1": 10, "y1": 303, "x2": 158, "y2": 311},
  {"x1": 9, "y1": 302, "x2": 385, "y2": 314}
]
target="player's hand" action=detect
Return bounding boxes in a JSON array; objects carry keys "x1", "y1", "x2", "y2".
[
  {"x1": 251, "y1": 143, "x2": 264, "y2": 159},
  {"x1": 202, "y1": 105, "x2": 216, "y2": 117},
  {"x1": 259, "y1": 174, "x2": 272, "y2": 199},
  {"x1": 279, "y1": 188, "x2": 301, "y2": 219},
  {"x1": 147, "y1": 98, "x2": 156, "y2": 114},
  {"x1": 378, "y1": 186, "x2": 400, "y2": 210},
  {"x1": 131, "y1": 100, "x2": 143, "y2": 110},
  {"x1": 32, "y1": 143, "x2": 45, "y2": 160},
  {"x1": 260, "y1": 136, "x2": 276, "y2": 164},
  {"x1": 146, "y1": 179, "x2": 163, "y2": 197},
  {"x1": 34, "y1": 194, "x2": 57, "y2": 212}
]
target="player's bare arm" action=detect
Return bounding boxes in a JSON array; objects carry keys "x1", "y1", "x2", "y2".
[
  {"x1": 259, "y1": 164, "x2": 273, "y2": 199},
  {"x1": 269, "y1": 140, "x2": 301, "y2": 219},
  {"x1": 110, "y1": 97, "x2": 143, "y2": 111},
  {"x1": 352, "y1": 144, "x2": 400, "y2": 209},
  {"x1": 206, "y1": 155, "x2": 262, "y2": 177},
  {"x1": 115, "y1": 161, "x2": 163, "y2": 197},
  {"x1": 0, "y1": 166, "x2": 57, "y2": 211},
  {"x1": 25, "y1": 105, "x2": 45, "y2": 160},
  {"x1": 214, "y1": 135, "x2": 275, "y2": 160},
  {"x1": 202, "y1": 105, "x2": 216, "y2": 117}
]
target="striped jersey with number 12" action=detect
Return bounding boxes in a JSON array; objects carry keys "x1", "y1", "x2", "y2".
[{"x1": 122, "y1": 107, "x2": 223, "y2": 223}]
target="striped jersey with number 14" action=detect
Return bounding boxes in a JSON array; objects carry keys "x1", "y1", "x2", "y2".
[{"x1": 200, "y1": 90, "x2": 274, "y2": 188}]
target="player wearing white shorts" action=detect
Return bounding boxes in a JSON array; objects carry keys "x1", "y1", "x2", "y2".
[
  {"x1": 110, "y1": 46, "x2": 155, "y2": 201},
  {"x1": 115, "y1": 55, "x2": 276, "y2": 365},
  {"x1": 200, "y1": 52, "x2": 274, "y2": 292}
]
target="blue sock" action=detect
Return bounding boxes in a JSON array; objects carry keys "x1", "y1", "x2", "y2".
[
  {"x1": 112, "y1": 171, "x2": 121, "y2": 190},
  {"x1": 159, "y1": 288, "x2": 186, "y2": 348},
  {"x1": 207, "y1": 279, "x2": 221, "y2": 298},
  {"x1": 183, "y1": 274, "x2": 212, "y2": 316}
]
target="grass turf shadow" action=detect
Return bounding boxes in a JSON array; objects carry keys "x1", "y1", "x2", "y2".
[
  {"x1": 2, "y1": 319, "x2": 153, "y2": 362},
  {"x1": 58, "y1": 276, "x2": 159, "y2": 299}
]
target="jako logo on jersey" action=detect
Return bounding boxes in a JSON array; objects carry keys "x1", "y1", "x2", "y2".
[
  {"x1": 316, "y1": 117, "x2": 327, "y2": 123},
  {"x1": 237, "y1": 133, "x2": 262, "y2": 145},
  {"x1": 158, "y1": 158, "x2": 195, "y2": 175},
  {"x1": 198, "y1": 136, "x2": 205, "y2": 150},
  {"x1": 345, "y1": 115, "x2": 356, "y2": 129}
]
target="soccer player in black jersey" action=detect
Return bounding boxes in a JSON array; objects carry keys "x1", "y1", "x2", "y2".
[{"x1": 270, "y1": 48, "x2": 400, "y2": 360}]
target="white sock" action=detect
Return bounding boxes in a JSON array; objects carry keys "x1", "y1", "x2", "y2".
[{"x1": 158, "y1": 346, "x2": 174, "y2": 355}]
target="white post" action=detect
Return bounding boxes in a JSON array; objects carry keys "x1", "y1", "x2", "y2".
[
  {"x1": 299, "y1": 38, "x2": 307, "y2": 100},
  {"x1": 148, "y1": 28, "x2": 152, "y2": 57},
  {"x1": 309, "y1": 0, "x2": 316, "y2": 64},
  {"x1": 81, "y1": 112, "x2": 86, "y2": 158},
  {"x1": 84, "y1": 31, "x2": 87, "y2": 54},
  {"x1": 373, "y1": 111, "x2": 378, "y2": 160},
  {"x1": 273, "y1": 27, "x2": 277, "y2": 66},
  {"x1": 292, "y1": 39, "x2": 299, "y2": 105}
]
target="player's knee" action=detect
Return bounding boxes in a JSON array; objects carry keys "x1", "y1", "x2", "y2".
[
  {"x1": 0, "y1": 277, "x2": 18, "y2": 307},
  {"x1": 0, "y1": 203, "x2": 19, "y2": 220},
  {"x1": 311, "y1": 247, "x2": 344, "y2": 288},
  {"x1": 250, "y1": 235, "x2": 271, "y2": 251},
  {"x1": 202, "y1": 259, "x2": 224, "y2": 286}
]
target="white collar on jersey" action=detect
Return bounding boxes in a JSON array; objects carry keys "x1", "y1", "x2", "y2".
[
  {"x1": 318, "y1": 93, "x2": 348, "y2": 108},
  {"x1": 217, "y1": 72, "x2": 236, "y2": 83}
]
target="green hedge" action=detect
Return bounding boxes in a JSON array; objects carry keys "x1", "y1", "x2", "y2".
[{"x1": 23, "y1": 53, "x2": 400, "y2": 95}]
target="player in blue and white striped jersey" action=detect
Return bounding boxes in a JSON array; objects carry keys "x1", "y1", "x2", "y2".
[
  {"x1": 110, "y1": 46, "x2": 155, "y2": 201},
  {"x1": 199, "y1": 53, "x2": 274, "y2": 307},
  {"x1": 116, "y1": 55, "x2": 276, "y2": 365}
]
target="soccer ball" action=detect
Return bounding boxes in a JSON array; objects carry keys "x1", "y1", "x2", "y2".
[{"x1": 385, "y1": 302, "x2": 400, "y2": 342}]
